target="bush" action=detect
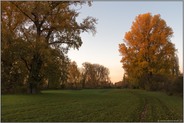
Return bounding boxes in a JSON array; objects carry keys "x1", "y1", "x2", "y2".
[
  {"x1": 172, "y1": 75, "x2": 183, "y2": 93},
  {"x1": 2, "y1": 84, "x2": 27, "y2": 94}
]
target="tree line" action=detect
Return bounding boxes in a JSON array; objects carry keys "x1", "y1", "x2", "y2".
[
  {"x1": 119, "y1": 13, "x2": 183, "y2": 94},
  {"x1": 45, "y1": 61, "x2": 112, "y2": 90},
  {"x1": 2, "y1": 2, "x2": 182, "y2": 94}
]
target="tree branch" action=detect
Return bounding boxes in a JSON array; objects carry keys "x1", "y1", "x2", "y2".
[
  {"x1": 48, "y1": 41, "x2": 73, "y2": 45},
  {"x1": 20, "y1": 56, "x2": 31, "y2": 72},
  {"x1": 11, "y1": 2, "x2": 34, "y2": 22},
  {"x1": 40, "y1": 2, "x2": 61, "y2": 28},
  {"x1": 46, "y1": 29, "x2": 53, "y2": 43}
]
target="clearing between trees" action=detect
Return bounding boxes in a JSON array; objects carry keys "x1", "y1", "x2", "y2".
[{"x1": 2, "y1": 89, "x2": 183, "y2": 122}]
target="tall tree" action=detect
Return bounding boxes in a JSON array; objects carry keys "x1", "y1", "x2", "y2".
[
  {"x1": 2, "y1": 1, "x2": 97, "y2": 93},
  {"x1": 119, "y1": 13, "x2": 179, "y2": 89}
]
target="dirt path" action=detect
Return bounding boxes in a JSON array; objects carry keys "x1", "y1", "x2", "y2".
[
  {"x1": 140, "y1": 97, "x2": 148, "y2": 122},
  {"x1": 129, "y1": 91, "x2": 149, "y2": 121}
]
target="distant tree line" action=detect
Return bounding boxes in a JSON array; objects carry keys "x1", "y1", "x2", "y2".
[
  {"x1": 80, "y1": 62, "x2": 111, "y2": 89},
  {"x1": 43, "y1": 61, "x2": 112, "y2": 90},
  {"x1": 119, "y1": 13, "x2": 183, "y2": 94}
]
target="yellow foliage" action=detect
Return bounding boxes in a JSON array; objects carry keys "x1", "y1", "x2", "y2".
[{"x1": 119, "y1": 13, "x2": 178, "y2": 85}]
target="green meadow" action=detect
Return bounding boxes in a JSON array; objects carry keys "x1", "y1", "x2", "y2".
[{"x1": 2, "y1": 89, "x2": 183, "y2": 122}]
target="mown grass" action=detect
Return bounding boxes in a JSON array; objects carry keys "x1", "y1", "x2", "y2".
[{"x1": 1, "y1": 89, "x2": 183, "y2": 122}]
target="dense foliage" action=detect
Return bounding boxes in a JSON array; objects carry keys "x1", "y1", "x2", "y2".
[
  {"x1": 1, "y1": 1, "x2": 98, "y2": 93},
  {"x1": 119, "y1": 13, "x2": 182, "y2": 92}
]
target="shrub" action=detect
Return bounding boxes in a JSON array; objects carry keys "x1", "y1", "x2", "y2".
[{"x1": 172, "y1": 75, "x2": 183, "y2": 93}]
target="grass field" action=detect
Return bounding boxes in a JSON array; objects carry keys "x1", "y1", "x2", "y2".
[{"x1": 1, "y1": 89, "x2": 183, "y2": 122}]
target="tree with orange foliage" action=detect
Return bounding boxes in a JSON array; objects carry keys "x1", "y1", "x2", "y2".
[{"x1": 119, "y1": 13, "x2": 179, "y2": 90}]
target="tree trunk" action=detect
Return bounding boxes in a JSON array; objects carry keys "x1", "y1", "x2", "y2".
[
  {"x1": 27, "y1": 53, "x2": 42, "y2": 94},
  {"x1": 82, "y1": 79, "x2": 85, "y2": 89},
  {"x1": 146, "y1": 71, "x2": 153, "y2": 90}
]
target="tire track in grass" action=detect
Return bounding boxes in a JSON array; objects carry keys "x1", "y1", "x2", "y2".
[
  {"x1": 129, "y1": 90, "x2": 149, "y2": 121},
  {"x1": 139, "y1": 93, "x2": 176, "y2": 121},
  {"x1": 149, "y1": 99, "x2": 158, "y2": 120},
  {"x1": 138, "y1": 92, "x2": 178, "y2": 121},
  {"x1": 154, "y1": 97, "x2": 176, "y2": 120},
  {"x1": 140, "y1": 97, "x2": 148, "y2": 122},
  {"x1": 129, "y1": 90, "x2": 163, "y2": 122}
]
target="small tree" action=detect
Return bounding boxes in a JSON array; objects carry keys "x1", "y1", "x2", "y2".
[{"x1": 66, "y1": 61, "x2": 81, "y2": 89}]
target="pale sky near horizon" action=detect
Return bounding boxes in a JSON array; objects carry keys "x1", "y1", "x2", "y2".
[{"x1": 68, "y1": 1, "x2": 183, "y2": 83}]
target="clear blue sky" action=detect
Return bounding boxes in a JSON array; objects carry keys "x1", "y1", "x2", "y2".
[{"x1": 68, "y1": 1, "x2": 183, "y2": 83}]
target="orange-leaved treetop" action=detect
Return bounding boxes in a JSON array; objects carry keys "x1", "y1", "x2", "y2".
[{"x1": 119, "y1": 13, "x2": 179, "y2": 90}]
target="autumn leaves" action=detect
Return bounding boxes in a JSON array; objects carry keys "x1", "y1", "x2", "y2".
[{"x1": 119, "y1": 13, "x2": 179, "y2": 90}]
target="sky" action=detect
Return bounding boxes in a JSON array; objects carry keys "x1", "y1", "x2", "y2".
[{"x1": 68, "y1": 1, "x2": 183, "y2": 83}]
